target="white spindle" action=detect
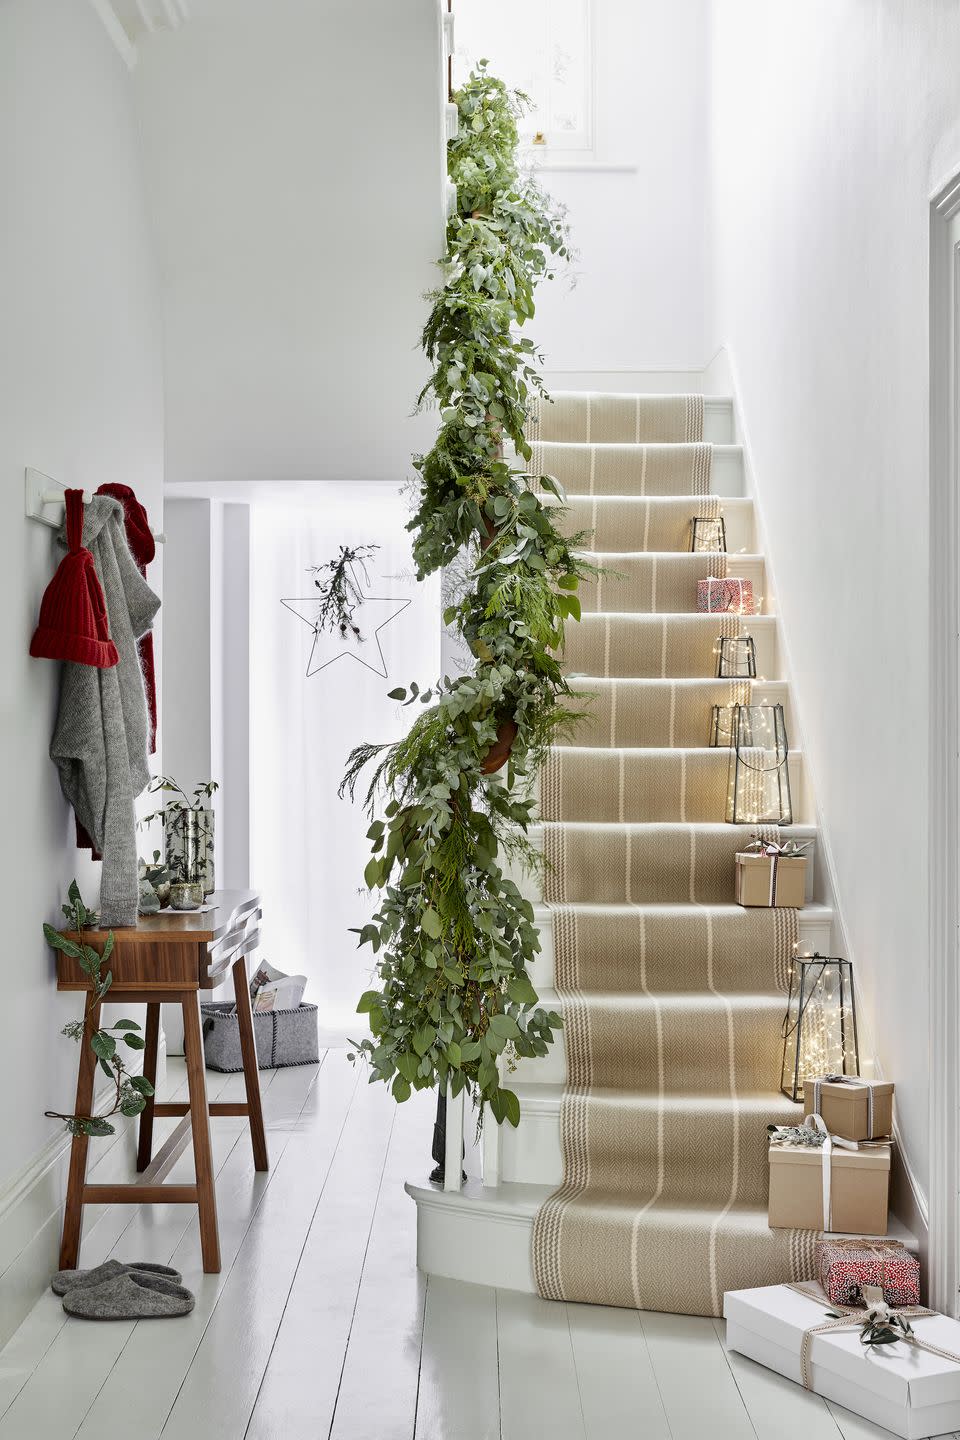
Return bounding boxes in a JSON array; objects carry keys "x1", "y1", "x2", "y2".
[{"x1": 443, "y1": 1084, "x2": 465, "y2": 1193}]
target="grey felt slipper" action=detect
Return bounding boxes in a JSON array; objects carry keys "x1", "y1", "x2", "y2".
[
  {"x1": 61, "y1": 1271, "x2": 195, "y2": 1320},
  {"x1": 51, "y1": 1258, "x2": 183, "y2": 1297}
]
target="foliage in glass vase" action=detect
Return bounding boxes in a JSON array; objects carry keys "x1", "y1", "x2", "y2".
[
  {"x1": 341, "y1": 63, "x2": 589, "y2": 1127},
  {"x1": 43, "y1": 882, "x2": 153, "y2": 1137},
  {"x1": 141, "y1": 774, "x2": 219, "y2": 828}
]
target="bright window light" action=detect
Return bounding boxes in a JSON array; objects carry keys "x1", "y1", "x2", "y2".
[{"x1": 453, "y1": 0, "x2": 593, "y2": 154}]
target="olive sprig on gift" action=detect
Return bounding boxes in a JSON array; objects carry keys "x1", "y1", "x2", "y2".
[
  {"x1": 824, "y1": 1298, "x2": 915, "y2": 1348},
  {"x1": 43, "y1": 881, "x2": 154, "y2": 1138}
]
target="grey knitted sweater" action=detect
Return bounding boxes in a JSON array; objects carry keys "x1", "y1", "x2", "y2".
[{"x1": 50, "y1": 497, "x2": 160, "y2": 926}]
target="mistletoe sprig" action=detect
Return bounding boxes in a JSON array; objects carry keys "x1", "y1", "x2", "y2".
[
  {"x1": 44, "y1": 882, "x2": 153, "y2": 1138},
  {"x1": 824, "y1": 1298, "x2": 915, "y2": 1349},
  {"x1": 340, "y1": 64, "x2": 588, "y2": 1127},
  {"x1": 308, "y1": 544, "x2": 381, "y2": 641}
]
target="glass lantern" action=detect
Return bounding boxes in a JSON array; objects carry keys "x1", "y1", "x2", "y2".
[
  {"x1": 725, "y1": 703, "x2": 793, "y2": 824},
  {"x1": 690, "y1": 516, "x2": 727, "y2": 553},
  {"x1": 716, "y1": 635, "x2": 757, "y2": 679},
  {"x1": 709, "y1": 704, "x2": 736, "y2": 748},
  {"x1": 780, "y1": 953, "x2": 860, "y2": 1102}
]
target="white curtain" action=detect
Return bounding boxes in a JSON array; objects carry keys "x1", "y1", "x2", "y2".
[{"x1": 248, "y1": 486, "x2": 440, "y2": 1037}]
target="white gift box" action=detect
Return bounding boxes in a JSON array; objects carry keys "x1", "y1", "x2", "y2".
[{"x1": 724, "y1": 1284, "x2": 960, "y2": 1439}]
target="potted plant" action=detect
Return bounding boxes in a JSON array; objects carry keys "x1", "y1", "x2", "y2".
[{"x1": 142, "y1": 776, "x2": 219, "y2": 897}]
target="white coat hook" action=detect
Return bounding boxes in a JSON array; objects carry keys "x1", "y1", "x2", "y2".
[{"x1": 24, "y1": 469, "x2": 165, "y2": 543}]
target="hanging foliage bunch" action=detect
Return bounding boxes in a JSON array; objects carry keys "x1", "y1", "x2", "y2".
[{"x1": 341, "y1": 63, "x2": 589, "y2": 1127}]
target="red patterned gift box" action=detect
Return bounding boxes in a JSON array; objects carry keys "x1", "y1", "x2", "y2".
[
  {"x1": 815, "y1": 1238, "x2": 920, "y2": 1309},
  {"x1": 696, "y1": 576, "x2": 756, "y2": 615}
]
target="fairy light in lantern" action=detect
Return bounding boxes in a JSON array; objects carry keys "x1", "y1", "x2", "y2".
[
  {"x1": 780, "y1": 952, "x2": 860, "y2": 1101},
  {"x1": 726, "y1": 703, "x2": 792, "y2": 824}
]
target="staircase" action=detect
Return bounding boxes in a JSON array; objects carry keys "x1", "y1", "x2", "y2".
[{"x1": 405, "y1": 379, "x2": 904, "y2": 1313}]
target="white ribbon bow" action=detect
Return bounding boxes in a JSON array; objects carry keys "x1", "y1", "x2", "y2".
[{"x1": 805, "y1": 1112, "x2": 833, "y2": 1229}]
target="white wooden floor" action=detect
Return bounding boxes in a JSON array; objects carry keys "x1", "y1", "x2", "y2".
[{"x1": 0, "y1": 1049, "x2": 942, "y2": 1440}]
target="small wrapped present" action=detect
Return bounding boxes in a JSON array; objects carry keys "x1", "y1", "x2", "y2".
[
  {"x1": 697, "y1": 575, "x2": 756, "y2": 614},
  {"x1": 767, "y1": 1118, "x2": 890, "y2": 1233},
  {"x1": 816, "y1": 1238, "x2": 920, "y2": 1309},
  {"x1": 724, "y1": 1282, "x2": 960, "y2": 1439},
  {"x1": 735, "y1": 838, "x2": 810, "y2": 908},
  {"x1": 804, "y1": 1075, "x2": 894, "y2": 1142}
]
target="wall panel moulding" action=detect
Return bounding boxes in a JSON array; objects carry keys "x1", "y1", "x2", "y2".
[{"x1": 88, "y1": 0, "x2": 190, "y2": 66}]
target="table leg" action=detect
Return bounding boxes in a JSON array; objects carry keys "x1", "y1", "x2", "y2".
[
  {"x1": 59, "y1": 999, "x2": 102, "y2": 1270},
  {"x1": 136, "y1": 1002, "x2": 161, "y2": 1172},
  {"x1": 232, "y1": 954, "x2": 269, "y2": 1171},
  {"x1": 182, "y1": 993, "x2": 221, "y2": 1273}
]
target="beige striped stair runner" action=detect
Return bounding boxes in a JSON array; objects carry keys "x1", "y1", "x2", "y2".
[{"x1": 528, "y1": 391, "x2": 816, "y2": 1318}]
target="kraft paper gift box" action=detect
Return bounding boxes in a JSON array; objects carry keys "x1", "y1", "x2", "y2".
[
  {"x1": 768, "y1": 1138, "x2": 890, "y2": 1234},
  {"x1": 735, "y1": 852, "x2": 806, "y2": 908},
  {"x1": 804, "y1": 1076, "x2": 895, "y2": 1142},
  {"x1": 723, "y1": 1283, "x2": 960, "y2": 1439},
  {"x1": 696, "y1": 575, "x2": 756, "y2": 615},
  {"x1": 816, "y1": 1238, "x2": 920, "y2": 1309}
]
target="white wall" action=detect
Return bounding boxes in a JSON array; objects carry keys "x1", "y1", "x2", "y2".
[
  {"x1": 0, "y1": 0, "x2": 163, "y2": 1187},
  {"x1": 708, "y1": 1, "x2": 960, "y2": 1208},
  {"x1": 248, "y1": 488, "x2": 440, "y2": 1035},
  {"x1": 134, "y1": 0, "x2": 445, "y2": 487},
  {"x1": 530, "y1": 0, "x2": 710, "y2": 373}
]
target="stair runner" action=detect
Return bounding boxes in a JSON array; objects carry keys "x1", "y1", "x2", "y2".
[{"x1": 527, "y1": 391, "x2": 815, "y2": 1318}]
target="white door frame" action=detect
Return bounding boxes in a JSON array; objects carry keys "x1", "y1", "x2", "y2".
[{"x1": 928, "y1": 168, "x2": 960, "y2": 1317}]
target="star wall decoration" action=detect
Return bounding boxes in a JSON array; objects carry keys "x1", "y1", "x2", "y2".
[{"x1": 281, "y1": 567, "x2": 411, "y2": 678}]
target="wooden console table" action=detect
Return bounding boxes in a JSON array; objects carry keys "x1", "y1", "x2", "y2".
[{"x1": 56, "y1": 890, "x2": 267, "y2": 1274}]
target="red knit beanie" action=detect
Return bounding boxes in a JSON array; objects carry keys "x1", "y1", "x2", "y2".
[{"x1": 29, "y1": 489, "x2": 119, "y2": 667}]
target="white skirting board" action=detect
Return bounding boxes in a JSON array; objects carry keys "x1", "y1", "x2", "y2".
[{"x1": 0, "y1": 1031, "x2": 165, "y2": 1347}]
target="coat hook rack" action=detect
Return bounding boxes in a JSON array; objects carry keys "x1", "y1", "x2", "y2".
[{"x1": 24, "y1": 468, "x2": 165, "y2": 544}]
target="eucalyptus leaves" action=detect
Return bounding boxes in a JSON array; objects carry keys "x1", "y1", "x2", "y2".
[
  {"x1": 44, "y1": 883, "x2": 153, "y2": 1138},
  {"x1": 341, "y1": 65, "x2": 585, "y2": 1127}
]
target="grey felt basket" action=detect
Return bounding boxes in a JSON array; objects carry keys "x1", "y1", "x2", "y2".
[{"x1": 200, "y1": 1002, "x2": 320, "y2": 1071}]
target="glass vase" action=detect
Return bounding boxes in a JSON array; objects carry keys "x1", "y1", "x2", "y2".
[{"x1": 165, "y1": 808, "x2": 215, "y2": 897}]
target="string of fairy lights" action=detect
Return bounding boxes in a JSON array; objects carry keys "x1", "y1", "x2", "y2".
[{"x1": 690, "y1": 509, "x2": 860, "y2": 1099}]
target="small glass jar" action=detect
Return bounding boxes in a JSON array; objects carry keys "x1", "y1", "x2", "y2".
[{"x1": 169, "y1": 881, "x2": 204, "y2": 912}]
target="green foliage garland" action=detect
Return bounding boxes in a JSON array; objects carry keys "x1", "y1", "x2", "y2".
[{"x1": 341, "y1": 64, "x2": 588, "y2": 1127}]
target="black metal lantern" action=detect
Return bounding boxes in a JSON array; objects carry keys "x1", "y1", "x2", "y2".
[
  {"x1": 725, "y1": 702, "x2": 793, "y2": 824},
  {"x1": 709, "y1": 704, "x2": 736, "y2": 747},
  {"x1": 690, "y1": 516, "x2": 727, "y2": 553},
  {"x1": 780, "y1": 953, "x2": 860, "y2": 1102},
  {"x1": 716, "y1": 634, "x2": 757, "y2": 679}
]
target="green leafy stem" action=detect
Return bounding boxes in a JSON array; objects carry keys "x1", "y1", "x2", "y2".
[{"x1": 43, "y1": 882, "x2": 153, "y2": 1138}]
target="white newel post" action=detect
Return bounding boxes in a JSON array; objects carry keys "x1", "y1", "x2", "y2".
[{"x1": 444, "y1": 1082, "x2": 465, "y2": 1193}]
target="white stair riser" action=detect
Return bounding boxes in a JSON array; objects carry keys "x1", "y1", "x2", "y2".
[
  {"x1": 406, "y1": 1180, "x2": 918, "y2": 1296},
  {"x1": 554, "y1": 490, "x2": 754, "y2": 551},
  {"x1": 527, "y1": 902, "x2": 831, "y2": 996},
  {"x1": 565, "y1": 614, "x2": 780, "y2": 682},
  {"x1": 710, "y1": 444, "x2": 743, "y2": 494},
  {"x1": 529, "y1": 752, "x2": 806, "y2": 825},
  {"x1": 507, "y1": 435, "x2": 742, "y2": 494}
]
